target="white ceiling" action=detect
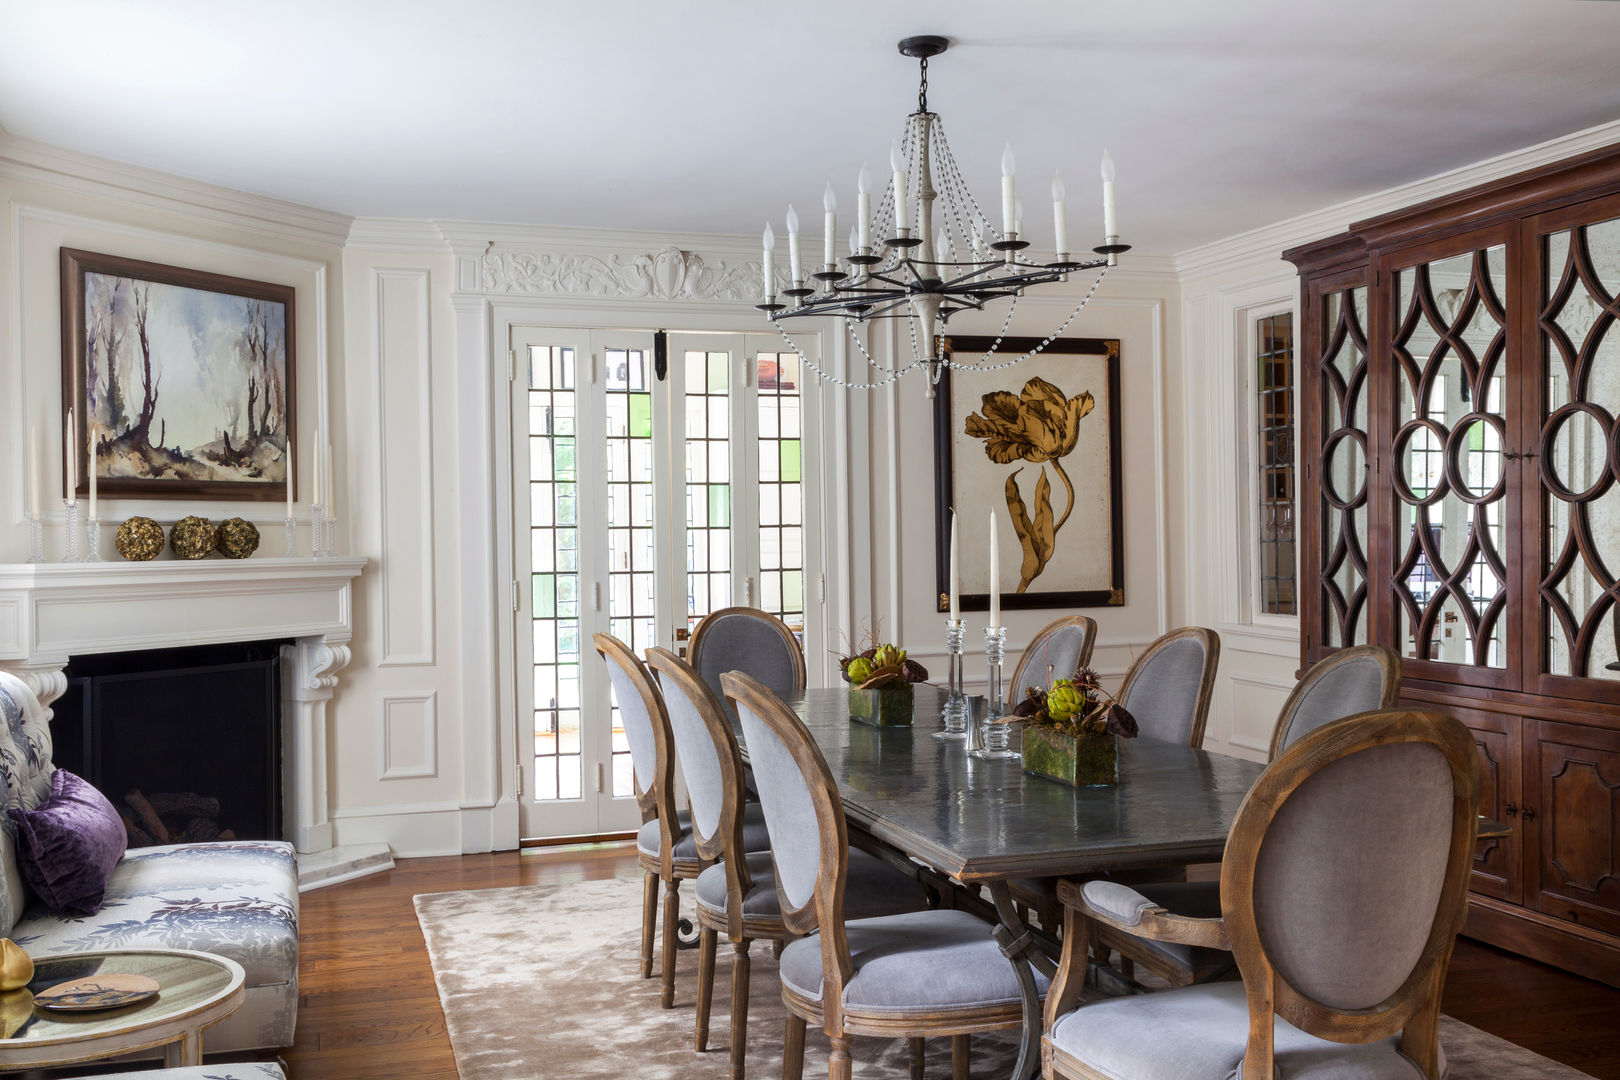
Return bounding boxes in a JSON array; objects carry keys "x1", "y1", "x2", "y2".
[{"x1": 2, "y1": 0, "x2": 1619, "y2": 253}]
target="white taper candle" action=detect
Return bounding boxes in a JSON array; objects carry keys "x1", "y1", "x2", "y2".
[
  {"x1": 989, "y1": 509, "x2": 1000, "y2": 626},
  {"x1": 1052, "y1": 171, "x2": 1069, "y2": 254},
  {"x1": 27, "y1": 424, "x2": 40, "y2": 519},
  {"x1": 1000, "y1": 144, "x2": 1017, "y2": 236},
  {"x1": 890, "y1": 140, "x2": 909, "y2": 235},
  {"x1": 949, "y1": 509, "x2": 959, "y2": 620},
  {"x1": 822, "y1": 183, "x2": 837, "y2": 268},
  {"x1": 64, "y1": 408, "x2": 76, "y2": 505},
  {"x1": 857, "y1": 163, "x2": 872, "y2": 250},
  {"x1": 762, "y1": 221, "x2": 776, "y2": 299},
  {"x1": 786, "y1": 205, "x2": 802, "y2": 282},
  {"x1": 1101, "y1": 150, "x2": 1117, "y2": 238}
]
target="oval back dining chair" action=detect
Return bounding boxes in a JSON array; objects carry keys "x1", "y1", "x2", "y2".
[
  {"x1": 723, "y1": 671, "x2": 1042, "y2": 1080},
  {"x1": 594, "y1": 632, "x2": 696, "y2": 1009},
  {"x1": 1044, "y1": 709, "x2": 1479, "y2": 1080},
  {"x1": 1115, "y1": 626, "x2": 1221, "y2": 747},
  {"x1": 1008, "y1": 615, "x2": 1099, "y2": 698},
  {"x1": 689, "y1": 607, "x2": 806, "y2": 715},
  {"x1": 1091, "y1": 643, "x2": 1403, "y2": 987},
  {"x1": 647, "y1": 649, "x2": 927, "y2": 1080}
]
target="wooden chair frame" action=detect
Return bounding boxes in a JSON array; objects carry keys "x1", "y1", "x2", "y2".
[
  {"x1": 647, "y1": 647, "x2": 783, "y2": 1080},
  {"x1": 1094, "y1": 643, "x2": 1402, "y2": 986},
  {"x1": 1114, "y1": 625, "x2": 1221, "y2": 749},
  {"x1": 689, "y1": 606, "x2": 808, "y2": 695},
  {"x1": 1043, "y1": 709, "x2": 1480, "y2": 1080},
  {"x1": 722, "y1": 671, "x2": 1018, "y2": 1080},
  {"x1": 594, "y1": 633, "x2": 704, "y2": 1009},
  {"x1": 1008, "y1": 615, "x2": 1099, "y2": 700}
]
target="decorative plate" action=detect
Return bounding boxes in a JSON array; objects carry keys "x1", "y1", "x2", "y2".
[{"x1": 33, "y1": 973, "x2": 160, "y2": 1012}]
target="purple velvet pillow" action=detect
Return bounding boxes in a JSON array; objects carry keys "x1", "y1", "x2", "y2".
[{"x1": 7, "y1": 769, "x2": 127, "y2": 915}]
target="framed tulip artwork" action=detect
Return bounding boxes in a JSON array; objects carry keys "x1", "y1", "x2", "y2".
[{"x1": 933, "y1": 336, "x2": 1124, "y2": 612}]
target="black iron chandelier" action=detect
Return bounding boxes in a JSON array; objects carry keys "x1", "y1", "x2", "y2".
[{"x1": 758, "y1": 35, "x2": 1129, "y2": 395}]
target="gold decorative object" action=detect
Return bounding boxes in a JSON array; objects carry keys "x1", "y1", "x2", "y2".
[
  {"x1": 0, "y1": 938, "x2": 33, "y2": 992},
  {"x1": 114, "y1": 516, "x2": 164, "y2": 561},
  {"x1": 215, "y1": 517, "x2": 261, "y2": 559},
  {"x1": 170, "y1": 515, "x2": 217, "y2": 560},
  {"x1": 0, "y1": 988, "x2": 32, "y2": 1038}
]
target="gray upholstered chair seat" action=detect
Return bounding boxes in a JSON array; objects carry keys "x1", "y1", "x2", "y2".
[
  {"x1": 695, "y1": 849, "x2": 930, "y2": 920},
  {"x1": 70, "y1": 1067, "x2": 286, "y2": 1080},
  {"x1": 636, "y1": 803, "x2": 771, "y2": 860},
  {"x1": 778, "y1": 908, "x2": 1049, "y2": 1016},
  {"x1": 1049, "y1": 981, "x2": 1436, "y2": 1080}
]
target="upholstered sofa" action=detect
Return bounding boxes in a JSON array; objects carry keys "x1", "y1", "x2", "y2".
[{"x1": 0, "y1": 670, "x2": 299, "y2": 1053}]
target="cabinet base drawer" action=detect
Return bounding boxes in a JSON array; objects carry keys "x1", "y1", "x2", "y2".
[{"x1": 1466, "y1": 893, "x2": 1620, "y2": 988}]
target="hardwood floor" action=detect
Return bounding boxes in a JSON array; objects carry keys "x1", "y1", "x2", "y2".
[{"x1": 258, "y1": 846, "x2": 1620, "y2": 1078}]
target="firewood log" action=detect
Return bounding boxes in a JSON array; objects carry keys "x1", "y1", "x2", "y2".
[
  {"x1": 147, "y1": 792, "x2": 221, "y2": 818},
  {"x1": 123, "y1": 789, "x2": 172, "y2": 845}
]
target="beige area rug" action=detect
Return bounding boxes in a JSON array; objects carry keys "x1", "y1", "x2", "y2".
[{"x1": 414, "y1": 877, "x2": 1593, "y2": 1080}]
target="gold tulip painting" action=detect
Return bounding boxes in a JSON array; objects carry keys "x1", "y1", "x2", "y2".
[{"x1": 935, "y1": 336, "x2": 1124, "y2": 612}]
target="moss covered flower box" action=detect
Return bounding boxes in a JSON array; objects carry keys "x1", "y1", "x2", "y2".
[
  {"x1": 1012, "y1": 668, "x2": 1138, "y2": 787},
  {"x1": 840, "y1": 640, "x2": 928, "y2": 728},
  {"x1": 848, "y1": 682, "x2": 915, "y2": 727},
  {"x1": 1022, "y1": 726, "x2": 1119, "y2": 787}
]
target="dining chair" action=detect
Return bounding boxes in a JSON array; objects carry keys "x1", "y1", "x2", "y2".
[
  {"x1": 1092, "y1": 643, "x2": 1403, "y2": 986},
  {"x1": 722, "y1": 670, "x2": 1044, "y2": 1080},
  {"x1": 1043, "y1": 708, "x2": 1479, "y2": 1080},
  {"x1": 689, "y1": 606, "x2": 807, "y2": 714},
  {"x1": 596, "y1": 633, "x2": 768, "y2": 1009},
  {"x1": 1009, "y1": 625, "x2": 1219, "y2": 929},
  {"x1": 1007, "y1": 615, "x2": 1099, "y2": 699},
  {"x1": 646, "y1": 649, "x2": 931, "y2": 1080}
]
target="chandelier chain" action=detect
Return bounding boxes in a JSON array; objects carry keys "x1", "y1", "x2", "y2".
[
  {"x1": 771, "y1": 320, "x2": 920, "y2": 391},
  {"x1": 918, "y1": 56, "x2": 928, "y2": 113},
  {"x1": 932, "y1": 115, "x2": 1004, "y2": 243},
  {"x1": 940, "y1": 265, "x2": 1110, "y2": 372}
]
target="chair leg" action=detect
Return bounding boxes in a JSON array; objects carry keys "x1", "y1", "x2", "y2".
[
  {"x1": 641, "y1": 871, "x2": 658, "y2": 979},
  {"x1": 782, "y1": 1014, "x2": 807, "y2": 1080},
  {"x1": 829, "y1": 1035, "x2": 853, "y2": 1080},
  {"x1": 909, "y1": 1037, "x2": 925, "y2": 1080},
  {"x1": 1120, "y1": 955, "x2": 1135, "y2": 981},
  {"x1": 730, "y1": 938, "x2": 753, "y2": 1080},
  {"x1": 696, "y1": 925, "x2": 717, "y2": 1050},
  {"x1": 661, "y1": 877, "x2": 682, "y2": 1008},
  {"x1": 951, "y1": 1034, "x2": 970, "y2": 1080}
]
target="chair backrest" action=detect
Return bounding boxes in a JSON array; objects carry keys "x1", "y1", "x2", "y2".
[
  {"x1": 594, "y1": 634, "x2": 678, "y2": 865},
  {"x1": 1269, "y1": 644, "x2": 1402, "y2": 762},
  {"x1": 645, "y1": 647, "x2": 756, "y2": 924},
  {"x1": 1221, "y1": 709, "x2": 1479, "y2": 1078},
  {"x1": 689, "y1": 607, "x2": 806, "y2": 717},
  {"x1": 1115, "y1": 627, "x2": 1220, "y2": 746},
  {"x1": 721, "y1": 672, "x2": 855, "y2": 990},
  {"x1": 0, "y1": 671, "x2": 56, "y2": 933},
  {"x1": 1009, "y1": 615, "x2": 1099, "y2": 697}
]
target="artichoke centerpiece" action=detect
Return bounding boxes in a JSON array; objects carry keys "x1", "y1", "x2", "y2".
[
  {"x1": 840, "y1": 640, "x2": 928, "y2": 728},
  {"x1": 1011, "y1": 667, "x2": 1137, "y2": 786}
]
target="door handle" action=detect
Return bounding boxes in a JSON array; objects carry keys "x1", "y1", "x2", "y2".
[
  {"x1": 1504, "y1": 803, "x2": 1517, "y2": 817},
  {"x1": 1520, "y1": 806, "x2": 1536, "y2": 822}
]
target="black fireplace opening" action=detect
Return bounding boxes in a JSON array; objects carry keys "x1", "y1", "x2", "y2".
[{"x1": 50, "y1": 640, "x2": 288, "y2": 848}]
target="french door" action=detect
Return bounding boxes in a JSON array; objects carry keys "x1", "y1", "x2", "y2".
[{"x1": 513, "y1": 327, "x2": 821, "y2": 839}]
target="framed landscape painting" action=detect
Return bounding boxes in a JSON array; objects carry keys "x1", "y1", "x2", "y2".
[
  {"x1": 61, "y1": 248, "x2": 295, "y2": 501},
  {"x1": 934, "y1": 336, "x2": 1124, "y2": 612}
]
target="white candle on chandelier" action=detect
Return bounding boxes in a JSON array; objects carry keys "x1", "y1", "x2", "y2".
[
  {"x1": 989, "y1": 509, "x2": 1001, "y2": 627},
  {"x1": 857, "y1": 163, "x2": 872, "y2": 251},
  {"x1": 971, "y1": 214, "x2": 988, "y2": 260},
  {"x1": 949, "y1": 509, "x2": 959, "y2": 620},
  {"x1": 823, "y1": 183, "x2": 838, "y2": 268},
  {"x1": 890, "y1": 140, "x2": 909, "y2": 235},
  {"x1": 786, "y1": 205, "x2": 802, "y2": 283},
  {"x1": 762, "y1": 222, "x2": 776, "y2": 299},
  {"x1": 1015, "y1": 198, "x2": 1024, "y2": 240},
  {"x1": 1052, "y1": 171, "x2": 1069, "y2": 255},
  {"x1": 1001, "y1": 144, "x2": 1017, "y2": 236},
  {"x1": 1101, "y1": 149, "x2": 1118, "y2": 238},
  {"x1": 935, "y1": 227, "x2": 950, "y2": 263},
  {"x1": 848, "y1": 226, "x2": 859, "y2": 260}
]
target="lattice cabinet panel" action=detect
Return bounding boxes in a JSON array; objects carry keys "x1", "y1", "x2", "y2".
[{"x1": 1312, "y1": 279, "x2": 1372, "y2": 652}]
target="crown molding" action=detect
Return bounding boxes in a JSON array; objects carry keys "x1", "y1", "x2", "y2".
[
  {"x1": 345, "y1": 218, "x2": 450, "y2": 253},
  {"x1": 1173, "y1": 117, "x2": 1620, "y2": 280},
  {"x1": 0, "y1": 128, "x2": 353, "y2": 248}
]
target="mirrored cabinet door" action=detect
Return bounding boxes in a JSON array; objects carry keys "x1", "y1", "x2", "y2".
[
  {"x1": 1387, "y1": 237, "x2": 1513, "y2": 682},
  {"x1": 1532, "y1": 197, "x2": 1620, "y2": 701},
  {"x1": 1312, "y1": 278, "x2": 1372, "y2": 653}
]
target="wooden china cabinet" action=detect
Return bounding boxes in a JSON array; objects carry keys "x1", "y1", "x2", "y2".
[{"x1": 1285, "y1": 143, "x2": 1620, "y2": 986}]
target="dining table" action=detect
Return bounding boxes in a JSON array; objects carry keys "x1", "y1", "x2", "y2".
[{"x1": 738, "y1": 682, "x2": 1269, "y2": 1080}]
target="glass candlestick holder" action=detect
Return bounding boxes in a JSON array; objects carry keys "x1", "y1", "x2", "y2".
[
  {"x1": 310, "y1": 504, "x2": 327, "y2": 558},
  {"x1": 28, "y1": 514, "x2": 45, "y2": 563},
  {"x1": 324, "y1": 513, "x2": 339, "y2": 557},
  {"x1": 284, "y1": 515, "x2": 298, "y2": 557},
  {"x1": 970, "y1": 625, "x2": 1018, "y2": 759},
  {"x1": 61, "y1": 500, "x2": 82, "y2": 563},
  {"x1": 935, "y1": 618, "x2": 969, "y2": 740},
  {"x1": 85, "y1": 517, "x2": 102, "y2": 562}
]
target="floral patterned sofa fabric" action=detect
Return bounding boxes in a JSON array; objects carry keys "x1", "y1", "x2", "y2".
[{"x1": 0, "y1": 671, "x2": 300, "y2": 1052}]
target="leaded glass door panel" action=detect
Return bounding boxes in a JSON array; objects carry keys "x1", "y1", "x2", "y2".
[{"x1": 1385, "y1": 229, "x2": 1516, "y2": 687}]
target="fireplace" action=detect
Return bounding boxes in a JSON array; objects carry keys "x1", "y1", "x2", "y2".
[{"x1": 50, "y1": 641, "x2": 287, "y2": 847}]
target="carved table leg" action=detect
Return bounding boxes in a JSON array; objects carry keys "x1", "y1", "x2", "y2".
[{"x1": 988, "y1": 881, "x2": 1047, "y2": 1080}]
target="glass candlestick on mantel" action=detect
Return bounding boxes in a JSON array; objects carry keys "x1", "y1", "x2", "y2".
[
  {"x1": 27, "y1": 514, "x2": 44, "y2": 564},
  {"x1": 85, "y1": 517, "x2": 102, "y2": 562},
  {"x1": 61, "y1": 500, "x2": 81, "y2": 563},
  {"x1": 284, "y1": 516, "x2": 298, "y2": 558}
]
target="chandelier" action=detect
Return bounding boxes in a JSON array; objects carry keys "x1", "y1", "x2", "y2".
[{"x1": 758, "y1": 35, "x2": 1128, "y2": 396}]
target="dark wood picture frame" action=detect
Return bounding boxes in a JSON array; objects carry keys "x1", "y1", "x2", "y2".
[
  {"x1": 933, "y1": 335, "x2": 1125, "y2": 613},
  {"x1": 61, "y1": 247, "x2": 296, "y2": 502}
]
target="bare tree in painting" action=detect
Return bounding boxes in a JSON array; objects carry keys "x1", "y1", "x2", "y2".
[
  {"x1": 130, "y1": 283, "x2": 163, "y2": 451},
  {"x1": 90, "y1": 276, "x2": 129, "y2": 436}
]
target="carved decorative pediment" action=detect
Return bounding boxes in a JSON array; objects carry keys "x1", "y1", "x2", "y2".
[{"x1": 480, "y1": 245, "x2": 777, "y2": 303}]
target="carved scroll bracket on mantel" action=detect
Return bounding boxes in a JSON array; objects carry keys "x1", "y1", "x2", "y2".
[{"x1": 463, "y1": 244, "x2": 791, "y2": 303}]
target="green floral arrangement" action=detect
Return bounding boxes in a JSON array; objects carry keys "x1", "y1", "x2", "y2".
[
  {"x1": 839, "y1": 641, "x2": 929, "y2": 689},
  {"x1": 1011, "y1": 667, "x2": 1138, "y2": 739}
]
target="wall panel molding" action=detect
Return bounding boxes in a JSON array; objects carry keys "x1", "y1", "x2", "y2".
[{"x1": 381, "y1": 691, "x2": 439, "y2": 780}]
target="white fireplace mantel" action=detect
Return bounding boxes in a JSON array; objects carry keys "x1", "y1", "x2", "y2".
[{"x1": 0, "y1": 556, "x2": 366, "y2": 853}]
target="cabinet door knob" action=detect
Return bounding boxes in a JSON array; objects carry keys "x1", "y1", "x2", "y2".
[
  {"x1": 1521, "y1": 807, "x2": 1536, "y2": 822},
  {"x1": 1504, "y1": 802, "x2": 1518, "y2": 817}
]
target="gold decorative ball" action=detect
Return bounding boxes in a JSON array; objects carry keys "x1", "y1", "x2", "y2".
[
  {"x1": 215, "y1": 517, "x2": 261, "y2": 560},
  {"x1": 170, "y1": 516, "x2": 217, "y2": 560},
  {"x1": 114, "y1": 516, "x2": 164, "y2": 561}
]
